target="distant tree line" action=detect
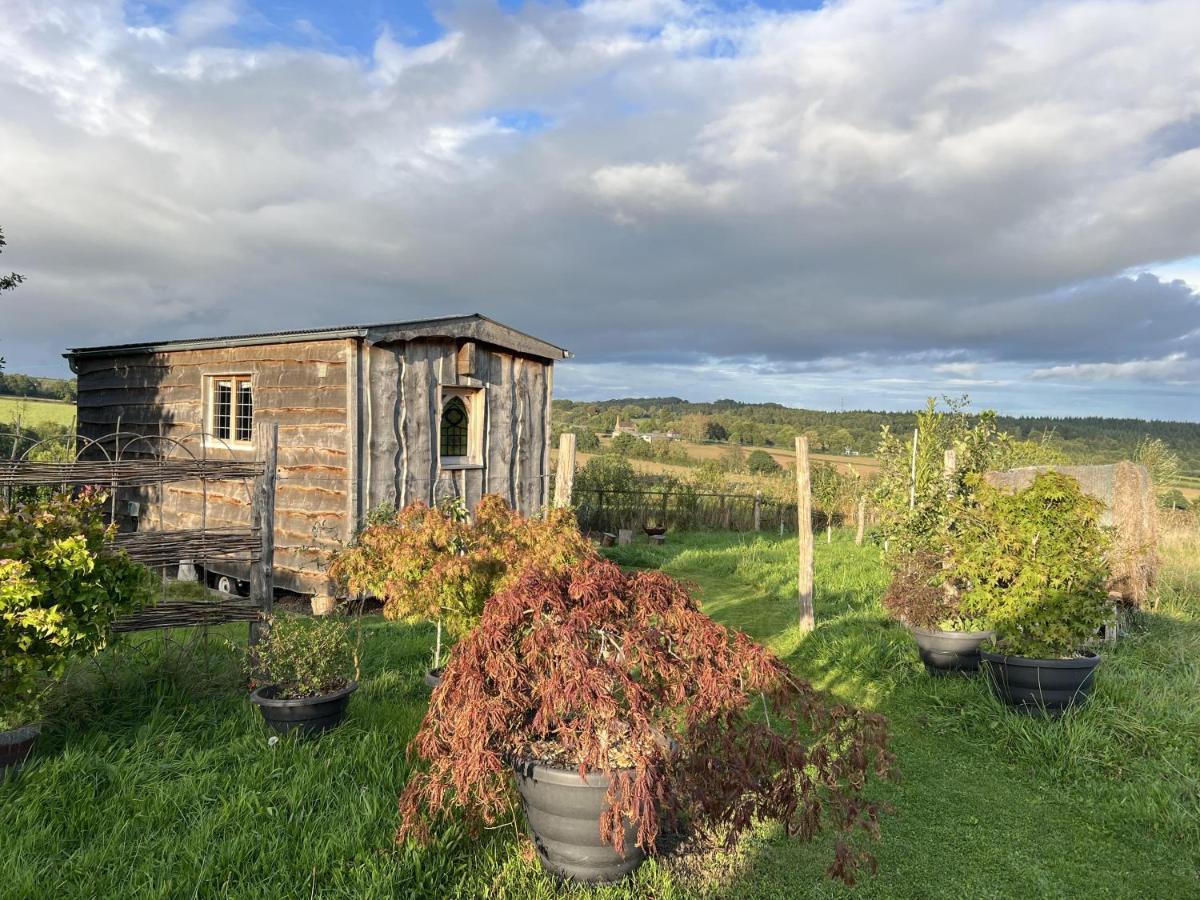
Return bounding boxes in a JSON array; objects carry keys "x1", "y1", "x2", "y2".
[
  {"x1": 553, "y1": 396, "x2": 1200, "y2": 475},
  {"x1": 0, "y1": 372, "x2": 77, "y2": 402}
]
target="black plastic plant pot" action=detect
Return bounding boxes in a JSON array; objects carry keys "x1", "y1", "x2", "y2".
[
  {"x1": 423, "y1": 668, "x2": 444, "y2": 690},
  {"x1": 512, "y1": 758, "x2": 645, "y2": 884},
  {"x1": 250, "y1": 682, "x2": 357, "y2": 737},
  {"x1": 0, "y1": 725, "x2": 40, "y2": 779},
  {"x1": 981, "y1": 650, "x2": 1100, "y2": 716},
  {"x1": 909, "y1": 626, "x2": 994, "y2": 676}
]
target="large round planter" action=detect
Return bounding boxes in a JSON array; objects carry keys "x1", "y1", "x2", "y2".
[
  {"x1": 0, "y1": 725, "x2": 40, "y2": 780},
  {"x1": 250, "y1": 682, "x2": 357, "y2": 737},
  {"x1": 512, "y1": 758, "x2": 644, "y2": 884},
  {"x1": 981, "y1": 651, "x2": 1100, "y2": 716},
  {"x1": 909, "y1": 626, "x2": 994, "y2": 676},
  {"x1": 423, "y1": 668, "x2": 444, "y2": 690}
]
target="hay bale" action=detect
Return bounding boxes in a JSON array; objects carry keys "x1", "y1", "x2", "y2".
[{"x1": 983, "y1": 462, "x2": 1157, "y2": 607}]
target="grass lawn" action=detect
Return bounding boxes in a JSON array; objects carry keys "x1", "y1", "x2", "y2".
[
  {"x1": 2, "y1": 528, "x2": 1197, "y2": 898},
  {"x1": 0, "y1": 395, "x2": 75, "y2": 430}
]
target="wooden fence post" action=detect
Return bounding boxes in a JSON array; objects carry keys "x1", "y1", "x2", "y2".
[
  {"x1": 855, "y1": 499, "x2": 866, "y2": 546},
  {"x1": 250, "y1": 423, "x2": 278, "y2": 644},
  {"x1": 796, "y1": 436, "x2": 814, "y2": 633},
  {"x1": 908, "y1": 427, "x2": 919, "y2": 510},
  {"x1": 753, "y1": 490, "x2": 762, "y2": 531},
  {"x1": 942, "y1": 448, "x2": 957, "y2": 605},
  {"x1": 554, "y1": 432, "x2": 577, "y2": 508}
]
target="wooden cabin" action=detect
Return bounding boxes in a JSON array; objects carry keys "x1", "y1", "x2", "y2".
[{"x1": 66, "y1": 315, "x2": 568, "y2": 599}]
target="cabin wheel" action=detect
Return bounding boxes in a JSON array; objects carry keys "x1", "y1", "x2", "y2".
[{"x1": 217, "y1": 575, "x2": 236, "y2": 595}]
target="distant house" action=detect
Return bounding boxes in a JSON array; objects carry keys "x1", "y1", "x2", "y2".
[
  {"x1": 638, "y1": 431, "x2": 678, "y2": 443},
  {"x1": 66, "y1": 314, "x2": 569, "y2": 598}
]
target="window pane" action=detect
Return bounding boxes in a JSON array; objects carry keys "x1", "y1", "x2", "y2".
[
  {"x1": 440, "y1": 396, "x2": 469, "y2": 457},
  {"x1": 214, "y1": 381, "x2": 232, "y2": 440},
  {"x1": 236, "y1": 381, "x2": 254, "y2": 442}
]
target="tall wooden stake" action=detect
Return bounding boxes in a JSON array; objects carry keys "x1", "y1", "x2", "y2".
[
  {"x1": 943, "y1": 448, "x2": 957, "y2": 605},
  {"x1": 908, "y1": 426, "x2": 919, "y2": 510},
  {"x1": 553, "y1": 432, "x2": 577, "y2": 508},
  {"x1": 855, "y1": 499, "x2": 866, "y2": 546},
  {"x1": 796, "y1": 436, "x2": 814, "y2": 633}
]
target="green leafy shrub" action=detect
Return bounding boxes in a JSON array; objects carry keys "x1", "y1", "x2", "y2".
[
  {"x1": 252, "y1": 613, "x2": 357, "y2": 699},
  {"x1": 746, "y1": 449, "x2": 781, "y2": 475},
  {"x1": 0, "y1": 491, "x2": 154, "y2": 730},
  {"x1": 946, "y1": 472, "x2": 1110, "y2": 658}
]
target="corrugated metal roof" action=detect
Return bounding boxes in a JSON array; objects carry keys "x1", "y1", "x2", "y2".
[{"x1": 64, "y1": 313, "x2": 569, "y2": 360}]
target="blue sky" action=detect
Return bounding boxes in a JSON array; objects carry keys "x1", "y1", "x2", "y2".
[{"x1": 2, "y1": 0, "x2": 1199, "y2": 421}]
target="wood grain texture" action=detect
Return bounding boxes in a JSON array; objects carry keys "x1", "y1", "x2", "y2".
[{"x1": 76, "y1": 333, "x2": 557, "y2": 593}]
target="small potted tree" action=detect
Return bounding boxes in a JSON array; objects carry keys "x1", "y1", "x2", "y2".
[
  {"x1": 1, "y1": 492, "x2": 154, "y2": 776},
  {"x1": 330, "y1": 496, "x2": 591, "y2": 689},
  {"x1": 249, "y1": 612, "x2": 360, "y2": 737},
  {"x1": 947, "y1": 472, "x2": 1111, "y2": 715},
  {"x1": 397, "y1": 556, "x2": 893, "y2": 885},
  {"x1": 882, "y1": 550, "x2": 993, "y2": 675}
]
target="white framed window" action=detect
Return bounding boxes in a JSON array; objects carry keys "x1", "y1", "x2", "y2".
[
  {"x1": 207, "y1": 375, "x2": 254, "y2": 445},
  {"x1": 438, "y1": 386, "x2": 484, "y2": 468}
]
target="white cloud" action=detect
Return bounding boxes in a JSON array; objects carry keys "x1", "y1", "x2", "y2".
[
  {"x1": 1, "y1": 0, "x2": 1199, "y2": 418},
  {"x1": 1030, "y1": 353, "x2": 1200, "y2": 383}
]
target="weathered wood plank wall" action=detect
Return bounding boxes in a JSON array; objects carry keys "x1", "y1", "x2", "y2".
[
  {"x1": 76, "y1": 340, "x2": 351, "y2": 595},
  {"x1": 365, "y1": 340, "x2": 550, "y2": 517}
]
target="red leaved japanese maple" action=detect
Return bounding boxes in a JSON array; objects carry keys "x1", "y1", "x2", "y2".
[{"x1": 397, "y1": 555, "x2": 894, "y2": 881}]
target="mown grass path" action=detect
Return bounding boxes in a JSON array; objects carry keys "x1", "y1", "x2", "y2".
[{"x1": 1, "y1": 530, "x2": 1197, "y2": 898}]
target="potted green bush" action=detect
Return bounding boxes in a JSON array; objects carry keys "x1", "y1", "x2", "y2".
[
  {"x1": 329, "y1": 495, "x2": 591, "y2": 689},
  {"x1": 1, "y1": 492, "x2": 154, "y2": 776},
  {"x1": 397, "y1": 556, "x2": 893, "y2": 885},
  {"x1": 248, "y1": 612, "x2": 360, "y2": 737},
  {"x1": 947, "y1": 472, "x2": 1111, "y2": 715},
  {"x1": 882, "y1": 550, "x2": 993, "y2": 676}
]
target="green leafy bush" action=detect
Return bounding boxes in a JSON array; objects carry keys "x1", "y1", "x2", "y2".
[
  {"x1": 0, "y1": 491, "x2": 154, "y2": 730},
  {"x1": 251, "y1": 613, "x2": 357, "y2": 699},
  {"x1": 746, "y1": 449, "x2": 781, "y2": 475},
  {"x1": 946, "y1": 472, "x2": 1110, "y2": 658},
  {"x1": 874, "y1": 397, "x2": 1071, "y2": 571}
]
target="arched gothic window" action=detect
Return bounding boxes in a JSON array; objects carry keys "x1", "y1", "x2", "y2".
[{"x1": 440, "y1": 396, "x2": 469, "y2": 458}]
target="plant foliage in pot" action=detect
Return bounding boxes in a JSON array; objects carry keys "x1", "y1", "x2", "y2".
[
  {"x1": 882, "y1": 549, "x2": 992, "y2": 676},
  {"x1": 248, "y1": 613, "x2": 360, "y2": 737},
  {"x1": 1, "y1": 491, "x2": 154, "y2": 777},
  {"x1": 947, "y1": 472, "x2": 1111, "y2": 715},
  {"x1": 397, "y1": 555, "x2": 894, "y2": 885},
  {"x1": 330, "y1": 495, "x2": 591, "y2": 690}
]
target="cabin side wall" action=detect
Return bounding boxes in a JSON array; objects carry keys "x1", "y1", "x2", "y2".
[
  {"x1": 363, "y1": 339, "x2": 552, "y2": 519},
  {"x1": 74, "y1": 340, "x2": 353, "y2": 596}
]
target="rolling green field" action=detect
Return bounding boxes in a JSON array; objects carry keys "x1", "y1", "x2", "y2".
[
  {"x1": 0, "y1": 395, "x2": 75, "y2": 429},
  {"x1": 1, "y1": 528, "x2": 1198, "y2": 898}
]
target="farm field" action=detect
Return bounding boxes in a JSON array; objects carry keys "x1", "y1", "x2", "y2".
[
  {"x1": 564, "y1": 436, "x2": 1200, "y2": 502},
  {"x1": 0, "y1": 395, "x2": 75, "y2": 429},
  {"x1": 2, "y1": 527, "x2": 1197, "y2": 898}
]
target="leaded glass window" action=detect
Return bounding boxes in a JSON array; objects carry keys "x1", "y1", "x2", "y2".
[{"x1": 440, "y1": 396, "x2": 469, "y2": 458}]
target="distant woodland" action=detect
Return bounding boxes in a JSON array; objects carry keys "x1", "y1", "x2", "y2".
[{"x1": 552, "y1": 397, "x2": 1200, "y2": 474}]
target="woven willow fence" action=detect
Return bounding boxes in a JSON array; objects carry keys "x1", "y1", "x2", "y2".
[{"x1": 0, "y1": 427, "x2": 278, "y2": 636}]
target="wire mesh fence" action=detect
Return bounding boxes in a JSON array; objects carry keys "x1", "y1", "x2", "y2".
[{"x1": 572, "y1": 487, "x2": 800, "y2": 536}]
